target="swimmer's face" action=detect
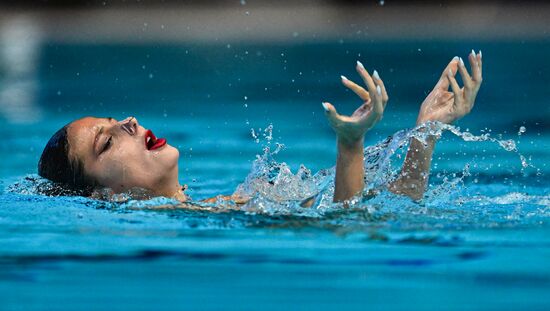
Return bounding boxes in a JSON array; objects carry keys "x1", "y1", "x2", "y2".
[{"x1": 67, "y1": 117, "x2": 180, "y2": 195}]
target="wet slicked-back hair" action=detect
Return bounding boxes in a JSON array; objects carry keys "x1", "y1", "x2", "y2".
[{"x1": 38, "y1": 124, "x2": 94, "y2": 196}]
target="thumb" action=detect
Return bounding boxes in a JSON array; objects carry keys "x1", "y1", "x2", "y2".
[{"x1": 321, "y1": 102, "x2": 339, "y2": 120}]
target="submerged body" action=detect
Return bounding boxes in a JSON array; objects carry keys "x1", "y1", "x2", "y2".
[{"x1": 38, "y1": 51, "x2": 483, "y2": 208}]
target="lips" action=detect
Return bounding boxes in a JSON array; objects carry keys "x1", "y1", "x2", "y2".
[{"x1": 145, "y1": 129, "x2": 167, "y2": 151}]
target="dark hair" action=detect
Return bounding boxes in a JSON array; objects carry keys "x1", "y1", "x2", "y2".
[{"x1": 38, "y1": 124, "x2": 95, "y2": 196}]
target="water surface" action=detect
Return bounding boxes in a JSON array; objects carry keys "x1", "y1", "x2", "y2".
[{"x1": 0, "y1": 41, "x2": 549, "y2": 310}]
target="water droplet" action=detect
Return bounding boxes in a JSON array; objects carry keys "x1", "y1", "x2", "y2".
[
  {"x1": 520, "y1": 155, "x2": 529, "y2": 168},
  {"x1": 518, "y1": 126, "x2": 526, "y2": 135}
]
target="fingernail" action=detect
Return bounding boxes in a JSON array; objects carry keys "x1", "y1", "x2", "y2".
[
  {"x1": 376, "y1": 85, "x2": 382, "y2": 96},
  {"x1": 471, "y1": 49, "x2": 475, "y2": 56},
  {"x1": 479, "y1": 50, "x2": 482, "y2": 58},
  {"x1": 459, "y1": 57, "x2": 464, "y2": 66},
  {"x1": 321, "y1": 102, "x2": 329, "y2": 112},
  {"x1": 373, "y1": 70, "x2": 380, "y2": 80},
  {"x1": 356, "y1": 60, "x2": 365, "y2": 69},
  {"x1": 452, "y1": 56, "x2": 459, "y2": 62},
  {"x1": 340, "y1": 75, "x2": 348, "y2": 81}
]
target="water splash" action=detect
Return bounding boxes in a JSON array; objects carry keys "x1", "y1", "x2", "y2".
[{"x1": 233, "y1": 121, "x2": 540, "y2": 215}]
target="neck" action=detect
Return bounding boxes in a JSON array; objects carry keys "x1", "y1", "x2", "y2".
[{"x1": 151, "y1": 164, "x2": 187, "y2": 202}]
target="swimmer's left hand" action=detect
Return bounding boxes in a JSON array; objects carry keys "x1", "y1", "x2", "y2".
[
  {"x1": 417, "y1": 50, "x2": 483, "y2": 125},
  {"x1": 322, "y1": 61, "x2": 389, "y2": 146}
]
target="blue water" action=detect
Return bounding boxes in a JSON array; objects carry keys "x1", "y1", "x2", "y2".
[{"x1": 1, "y1": 41, "x2": 549, "y2": 310}]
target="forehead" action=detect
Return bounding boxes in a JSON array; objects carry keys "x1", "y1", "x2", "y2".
[{"x1": 66, "y1": 117, "x2": 110, "y2": 157}]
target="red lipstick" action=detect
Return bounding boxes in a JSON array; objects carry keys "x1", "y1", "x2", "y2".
[{"x1": 145, "y1": 129, "x2": 167, "y2": 151}]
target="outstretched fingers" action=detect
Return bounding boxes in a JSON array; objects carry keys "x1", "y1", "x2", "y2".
[
  {"x1": 356, "y1": 61, "x2": 377, "y2": 93},
  {"x1": 356, "y1": 61, "x2": 384, "y2": 115},
  {"x1": 477, "y1": 51, "x2": 483, "y2": 78},
  {"x1": 457, "y1": 57, "x2": 473, "y2": 89},
  {"x1": 372, "y1": 70, "x2": 389, "y2": 107},
  {"x1": 341, "y1": 75, "x2": 370, "y2": 101},
  {"x1": 469, "y1": 50, "x2": 482, "y2": 83}
]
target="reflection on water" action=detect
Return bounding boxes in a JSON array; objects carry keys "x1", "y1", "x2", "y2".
[{"x1": 0, "y1": 15, "x2": 42, "y2": 124}]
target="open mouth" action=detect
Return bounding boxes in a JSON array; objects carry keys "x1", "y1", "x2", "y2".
[{"x1": 144, "y1": 129, "x2": 167, "y2": 151}]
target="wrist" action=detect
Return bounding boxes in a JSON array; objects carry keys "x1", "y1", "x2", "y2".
[
  {"x1": 416, "y1": 116, "x2": 432, "y2": 126},
  {"x1": 337, "y1": 136, "x2": 364, "y2": 151},
  {"x1": 412, "y1": 121, "x2": 441, "y2": 145}
]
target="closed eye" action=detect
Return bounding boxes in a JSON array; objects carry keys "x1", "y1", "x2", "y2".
[{"x1": 100, "y1": 136, "x2": 113, "y2": 154}]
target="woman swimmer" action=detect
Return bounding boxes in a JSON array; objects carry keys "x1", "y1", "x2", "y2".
[{"x1": 38, "y1": 51, "x2": 482, "y2": 207}]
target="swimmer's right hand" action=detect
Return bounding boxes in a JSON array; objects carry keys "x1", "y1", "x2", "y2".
[{"x1": 321, "y1": 61, "x2": 388, "y2": 146}]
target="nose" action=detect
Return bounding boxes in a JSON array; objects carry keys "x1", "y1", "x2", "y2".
[{"x1": 120, "y1": 116, "x2": 139, "y2": 135}]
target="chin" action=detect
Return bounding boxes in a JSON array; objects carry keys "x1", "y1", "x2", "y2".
[{"x1": 164, "y1": 144, "x2": 180, "y2": 166}]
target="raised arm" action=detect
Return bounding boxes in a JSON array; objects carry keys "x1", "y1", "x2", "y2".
[
  {"x1": 389, "y1": 51, "x2": 483, "y2": 201},
  {"x1": 322, "y1": 61, "x2": 388, "y2": 202}
]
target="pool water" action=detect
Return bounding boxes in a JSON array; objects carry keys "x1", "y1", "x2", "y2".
[{"x1": 1, "y1": 41, "x2": 549, "y2": 310}]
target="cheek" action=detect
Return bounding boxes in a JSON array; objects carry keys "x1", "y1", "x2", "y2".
[
  {"x1": 92, "y1": 149, "x2": 142, "y2": 190},
  {"x1": 96, "y1": 156, "x2": 130, "y2": 188}
]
